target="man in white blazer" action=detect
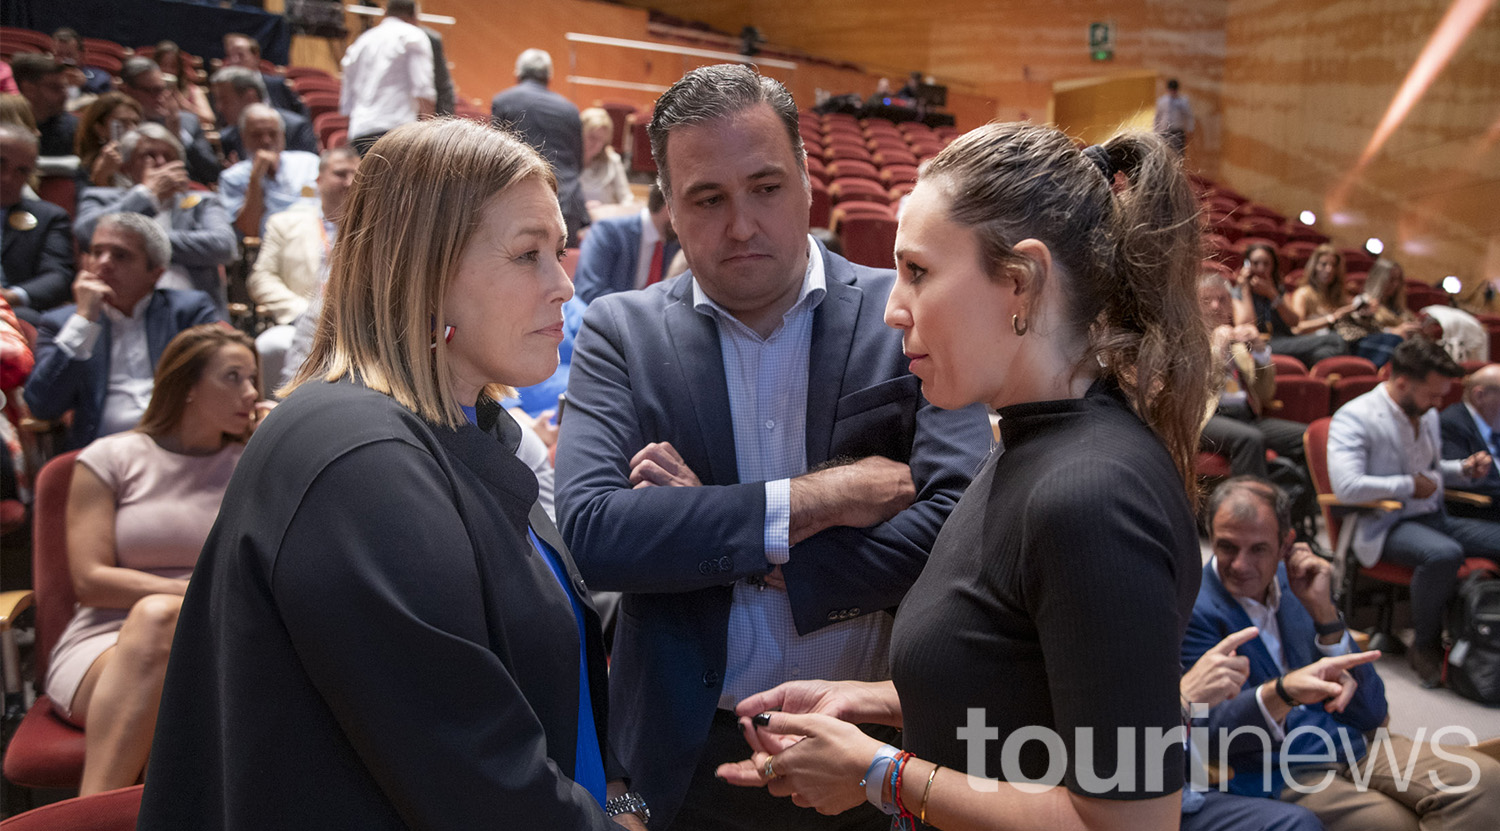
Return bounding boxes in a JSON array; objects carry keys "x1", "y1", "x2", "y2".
[
  {"x1": 1328, "y1": 337, "x2": 1500, "y2": 684},
  {"x1": 248, "y1": 146, "x2": 359, "y2": 388}
]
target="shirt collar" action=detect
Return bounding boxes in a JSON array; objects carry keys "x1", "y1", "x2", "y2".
[
  {"x1": 638, "y1": 207, "x2": 661, "y2": 248},
  {"x1": 691, "y1": 234, "x2": 827, "y2": 327},
  {"x1": 103, "y1": 292, "x2": 153, "y2": 322}
]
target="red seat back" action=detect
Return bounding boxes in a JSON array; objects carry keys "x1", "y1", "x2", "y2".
[
  {"x1": 0, "y1": 784, "x2": 143, "y2": 830},
  {"x1": 839, "y1": 215, "x2": 898, "y2": 269}
]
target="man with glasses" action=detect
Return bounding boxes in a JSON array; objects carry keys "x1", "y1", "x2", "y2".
[{"x1": 118, "y1": 57, "x2": 220, "y2": 185}]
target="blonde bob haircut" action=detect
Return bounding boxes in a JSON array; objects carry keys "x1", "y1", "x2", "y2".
[{"x1": 284, "y1": 118, "x2": 556, "y2": 427}]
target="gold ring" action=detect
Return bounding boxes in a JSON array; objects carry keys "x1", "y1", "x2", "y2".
[{"x1": 762, "y1": 756, "x2": 778, "y2": 780}]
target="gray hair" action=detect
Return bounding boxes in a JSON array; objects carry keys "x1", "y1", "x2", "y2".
[
  {"x1": 96, "y1": 212, "x2": 172, "y2": 271},
  {"x1": 119, "y1": 56, "x2": 160, "y2": 89},
  {"x1": 1207, "y1": 476, "x2": 1292, "y2": 542},
  {"x1": 209, "y1": 65, "x2": 268, "y2": 102},
  {"x1": 0, "y1": 123, "x2": 39, "y2": 151},
  {"x1": 238, "y1": 102, "x2": 285, "y2": 135},
  {"x1": 319, "y1": 144, "x2": 360, "y2": 173},
  {"x1": 515, "y1": 49, "x2": 552, "y2": 83},
  {"x1": 119, "y1": 123, "x2": 183, "y2": 166},
  {"x1": 647, "y1": 63, "x2": 805, "y2": 199}
]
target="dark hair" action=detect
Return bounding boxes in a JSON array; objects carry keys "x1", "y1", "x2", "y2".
[
  {"x1": 386, "y1": 0, "x2": 417, "y2": 17},
  {"x1": 1388, "y1": 337, "x2": 1464, "y2": 382},
  {"x1": 119, "y1": 56, "x2": 160, "y2": 89},
  {"x1": 154, "y1": 40, "x2": 197, "y2": 91},
  {"x1": 9, "y1": 54, "x2": 63, "y2": 85},
  {"x1": 1166, "y1": 78, "x2": 1180, "y2": 91},
  {"x1": 1207, "y1": 476, "x2": 1291, "y2": 541},
  {"x1": 136, "y1": 325, "x2": 259, "y2": 441},
  {"x1": 648, "y1": 63, "x2": 804, "y2": 197},
  {"x1": 51, "y1": 28, "x2": 79, "y2": 44},
  {"x1": 223, "y1": 33, "x2": 260, "y2": 58},
  {"x1": 646, "y1": 183, "x2": 665, "y2": 213},
  {"x1": 1242, "y1": 242, "x2": 1281, "y2": 288},
  {"x1": 920, "y1": 123, "x2": 1210, "y2": 497}
]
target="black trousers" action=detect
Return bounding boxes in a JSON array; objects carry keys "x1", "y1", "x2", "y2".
[{"x1": 668, "y1": 708, "x2": 893, "y2": 831}]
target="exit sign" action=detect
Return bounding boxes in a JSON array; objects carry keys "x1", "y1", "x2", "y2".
[{"x1": 1089, "y1": 21, "x2": 1114, "y2": 61}]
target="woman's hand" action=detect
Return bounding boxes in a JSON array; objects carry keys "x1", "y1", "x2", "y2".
[
  {"x1": 715, "y1": 712, "x2": 883, "y2": 815},
  {"x1": 91, "y1": 141, "x2": 122, "y2": 186},
  {"x1": 248, "y1": 400, "x2": 277, "y2": 435}
]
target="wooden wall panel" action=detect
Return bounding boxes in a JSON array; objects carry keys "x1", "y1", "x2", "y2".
[{"x1": 1220, "y1": 0, "x2": 1499, "y2": 295}]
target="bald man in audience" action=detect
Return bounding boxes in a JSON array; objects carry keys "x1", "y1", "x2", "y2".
[
  {"x1": 0, "y1": 124, "x2": 75, "y2": 324},
  {"x1": 1185, "y1": 476, "x2": 1500, "y2": 831},
  {"x1": 1441, "y1": 363, "x2": 1500, "y2": 519},
  {"x1": 217, "y1": 104, "x2": 321, "y2": 238}
]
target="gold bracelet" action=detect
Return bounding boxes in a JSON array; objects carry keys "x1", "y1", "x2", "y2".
[{"x1": 920, "y1": 764, "x2": 940, "y2": 824}]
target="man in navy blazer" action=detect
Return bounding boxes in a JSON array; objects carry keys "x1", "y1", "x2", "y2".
[
  {"x1": 1440, "y1": 363, "x2": 1500, "y2": 518},
  {"x1": 556, "y1": 65, "x2": 992, "y2": 830},
  {"x1": 573, "y1": 185, "x2": 678, "y2": 304},
  {"x1": 1, "y1": 125, "x2": 75, "y2": 324},
  {"x1": 491, "y1": 50, "x2": 589, "y2": 246},
  {"x1": 26, "y1": 213, "x2": 221, "y2": 450},
  {"x1": 1184, "y1": 477, "x2": 1500, "y2": 829}
]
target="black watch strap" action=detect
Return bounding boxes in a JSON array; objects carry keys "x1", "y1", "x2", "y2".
[{"x1": 1314, "y1": 614, "x2": 1347, "y2": 637}]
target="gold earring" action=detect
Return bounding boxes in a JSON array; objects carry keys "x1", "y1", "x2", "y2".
[{"x1": 1012, "y1": 314, "x2": 1029, "y2": 336}]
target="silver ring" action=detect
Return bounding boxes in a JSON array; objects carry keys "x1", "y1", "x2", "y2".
[{"x1": 762, "y1": 756, "x2": 778, "y2": 780}]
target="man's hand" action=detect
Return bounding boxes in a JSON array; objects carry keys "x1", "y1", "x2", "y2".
[
  {"x1": 1231, "y1": 324, "x2": 1262, "y2": 345},
  {"x1": 141, "y1": 159, "x2": 189, "y2": 205},
  {"x1": 1264, "y1": 650, "x2": 1382, "y2": 718},
  {"x1": 789, "y1": 456, "x2": 915, "y2": 545},
  {"x1": 1461, "y1": 450, "x2": 1492, "y2": 480},
  {"x1": 251, "y1": 149, "x2": 280, "y2": 180},
  {"x1": 1412, "y1": 472, "x2": 1437, "y2": 499},
  {"x1": 1181, "y1": 626, "x2": 1258, "y2": 708},
  {"x1": 1285, "y1": 543, "x2": 1336, "y2": 624},
  {"x1": 629, "y1": 441, "x2": 702, "y2": 488},
  {"x1": 736, "y1": 679, "x2": 903, "y2": 729},
  {"x1": 72, "y1": 269, "x2": 113, "y2": 322}
]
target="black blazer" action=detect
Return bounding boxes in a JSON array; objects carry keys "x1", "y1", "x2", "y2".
[
  {"x1": 1, "y1": 198, "x2": 75, "y2": 313},
  {"x1": 490, "y1": 80, "x2": 589, "y2": 243},
  {"x1": 555, "y1": 242, "x2": 994, "y2": 827},
  {"x1": 1440, "y1": 400, "x2": 1500, "y2": 492},
  {"x1": 139, "y1": 380, "x2": 621, "y2": 830}
]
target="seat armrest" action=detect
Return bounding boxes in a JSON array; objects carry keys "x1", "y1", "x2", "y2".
[
  {"x1": 0, "y1": 590, "x2": 34, "y2": 631},
  {"x1": 1445, "y1": 489, "x2": 1493, "y2": 507},
  {"x1": 1317, "y1": 494, "x2": 1403, "y2": 511}
]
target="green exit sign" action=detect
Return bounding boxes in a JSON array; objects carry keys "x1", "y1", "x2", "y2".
[{"x1": 1089, "y1": 21, "x2": 1114, "y2": 60}]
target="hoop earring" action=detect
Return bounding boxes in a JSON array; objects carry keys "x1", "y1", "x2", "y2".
[{"x1": 1011, "y1": 314, "x2": 1029, "y2": 336}]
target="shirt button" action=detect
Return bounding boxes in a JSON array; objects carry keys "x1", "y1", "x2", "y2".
[
  {"x1": 718, "y1": 556, "x2": 732, "y2": 571},
  {"x1": 764, "y1": 419, "x2": 775, "y2": 430},
  {"x1": 702, "y1": 670, "x2": 720, "y2": 687}
]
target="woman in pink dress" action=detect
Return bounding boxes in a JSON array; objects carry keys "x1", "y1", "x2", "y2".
[{"x1": 44, "y1": 324, "x2": 261, "y2": 795}]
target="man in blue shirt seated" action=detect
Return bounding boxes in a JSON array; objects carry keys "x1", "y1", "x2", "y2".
[
  {"x1": 218, "y1": 103, "x2": 321, "y2": 238},
  {"x1": 1185, "y1": 477, "x2": 1500, "y2": 831}
]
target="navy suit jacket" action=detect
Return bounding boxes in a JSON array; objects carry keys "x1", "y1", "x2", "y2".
[
  {"x1": 490, "y1": 80, "x2": 589, "y2": 243},
  {"x1": 1182, "y1": 562, "x2": 1387, "y2": 798},
  {"x1": 24, "y1": 289, "x2": 223, "y2": 449},
  {"x1": 263, "y1": 74, "x2": 306, "y2": 117},
  {"x1": 75, "y1": 187, "x2": 238, "y2": 309},
  {"x1": 572, "y1": 213, "x2": 680, "y2": 305},
  {"x1": 219, "y1": 108, "x2": 318, "y2": 162},
  {"x1": 1440, "y1": 401, "x2": 1500, "y2": 494},
  {"x1": 1, "y1": 199, "x2": 75, "y2": 313},
  {"x1": 555, "y1": 242, "x2": 993, "y2": 827}
]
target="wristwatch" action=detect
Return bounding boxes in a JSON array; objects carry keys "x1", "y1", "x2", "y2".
[
  {"x1": 604, "y1": 792, "x2": 650, "y2": 824},
  {"x1": 1314, "y1": 613, "x2": 1347, "y2": 638}
]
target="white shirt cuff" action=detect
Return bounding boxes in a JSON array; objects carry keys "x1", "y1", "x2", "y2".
[
  {"x1": 56, "y1": 313, "x2": 102, "y2": 361},
  {"x1": 1316, "y1": 632, "x2": 1355, "y2": 658},
  {"x1": 131, "y1": 183, "x2": 163, "y2": 214},
  {"x1": 764, "y1": 478, "x2": 791, "y2": 565},
  {"x1": 1256, "y1": 684, "x2": 1288, "y2": 742},
  {"x1": 8, "y1": 286, "x2": 29, "y2": 308}
]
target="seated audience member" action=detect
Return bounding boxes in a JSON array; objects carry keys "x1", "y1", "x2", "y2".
[
  {"x1": 1, "y1": 124, "x2": 76, "y2": 323},
  {"x1": 1185, "y1": 477, "x2": 1500, "y2": 828},
  {"x1": 152, "y1": 41, "x2": 215, "y2": 127},
  {"x1": 248, "y1": 146, "x2": 358, "y2": 387},
  {"x1": 1288, "y1": 244, "x2": 1357, "y2": 339},
  {"x1": 118, "y1": 57, "x2": 219, "y2": 186},
  {"x1": 210, "y1": 66, "x2": 315, "y2": 163},
  {"x1": 1329, "y1": 338, "x2": 1500, "y2": 684},
  {"x1": 579, "y1": 107, "x2": 631, "y2": 210},
  {"x1": 25, "y1": 213, "x2": 223, "y2": 450},
  {"x1": 1179, "y1": 626, "x2": 1324, "y2": 831},
  {"x1": 45, "y1": 324, "x2": 257, "y2": 796},
  {"x1": 571, "y1": 184, "x2": 677, "y2": 304},
  {"x1": 11, "y1": 54, "x2": 75, "y2": 157},
  {"x1": 217, "y1": 104, "x2": 320, "y2": 238},
  {"x1": 0, "y1": 294, "x2": 35, "y2": 502},
  {"x1": 1440, "y1": 363, "x2": 1500, "y2": 519},
  {"x1": 1199, "y1": 273, "x2": 1306, "y2": 477},
  {"x1": 50, "y1": 28, "x2": 112, "y2": 99},
  {"x1": 1235, "y1": 242, "x2": 1344, "y2": 366},
  {"x1": 75, "y1": 124, "x2": 238, "y2": 308},
  {"x1": 221, "y1": 33, "x2": 305, "y2": 117},
  {"x1": 1341, "y1": 257, "x2": 1419, "y2": 369},
  {"x1": 73, "y1": 92, "x2": 143, "y2": 189},
  {"x1": 1420, "y1": 304, "x2": 1488, "y2": 364}
]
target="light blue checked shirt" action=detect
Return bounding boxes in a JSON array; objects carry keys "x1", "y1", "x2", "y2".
[{"x1": 692, "y1": 237, "x2": 894, "y2": 709}]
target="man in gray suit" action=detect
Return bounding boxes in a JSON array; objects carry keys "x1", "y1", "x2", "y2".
[
  {"x1": 74, "y1": 124, "x2": 238, "y2": 312},
  {"x1": 1328, "y1": 337, "x2": 1500, "y2": 685}
]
